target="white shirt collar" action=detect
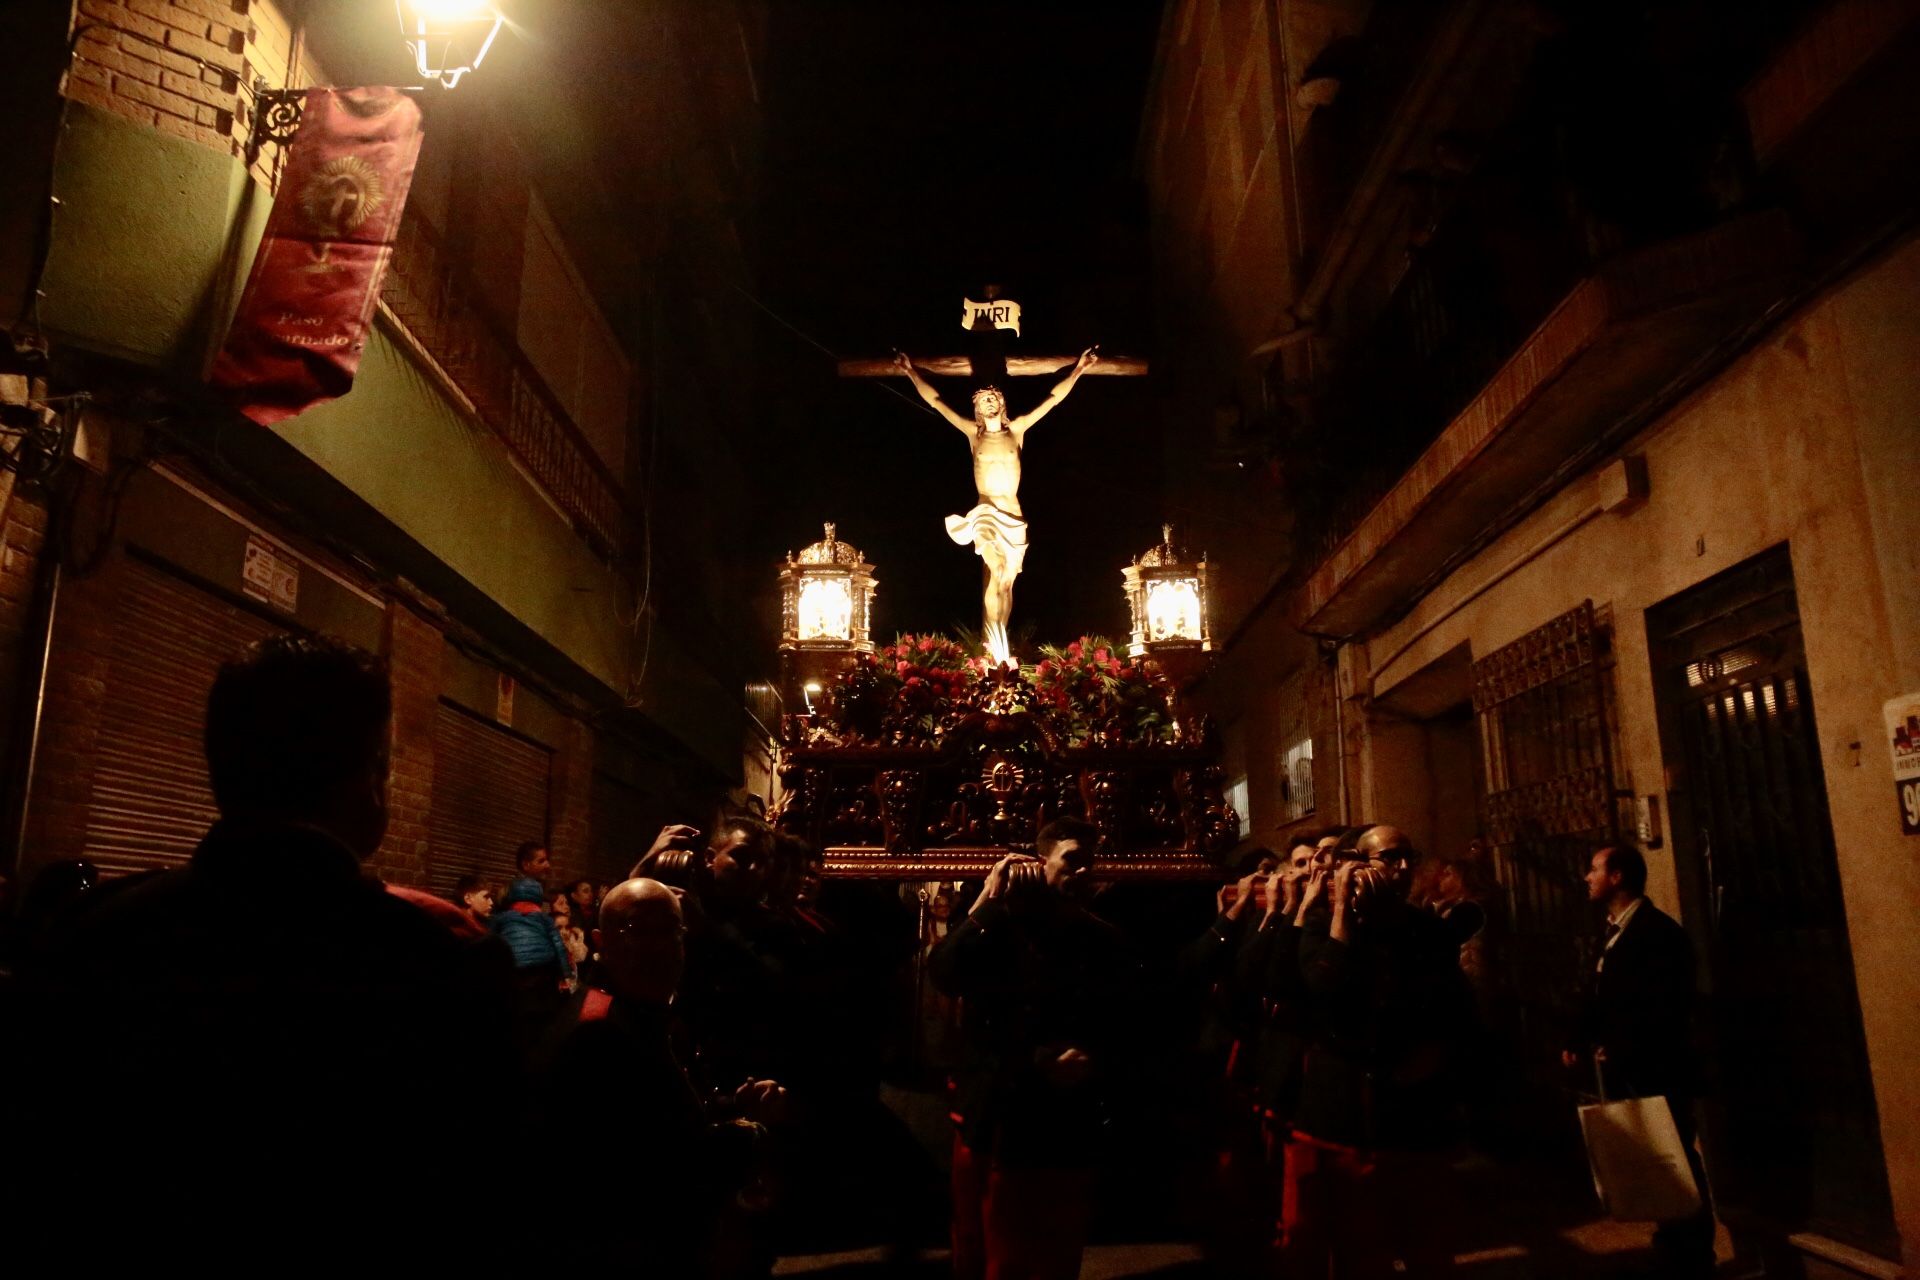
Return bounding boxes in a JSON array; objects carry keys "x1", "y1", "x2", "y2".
[{"x1": 1605, "y1": 895, "x2": 1644, "y2": 936}]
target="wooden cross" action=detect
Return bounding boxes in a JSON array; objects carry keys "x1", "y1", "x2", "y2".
[
  {"x1": 838, "y1": 289, "x2": 1147, "y2": 383},
  {"x1": 837, "y1": 353, "x2": 1148, "y2": 378}
]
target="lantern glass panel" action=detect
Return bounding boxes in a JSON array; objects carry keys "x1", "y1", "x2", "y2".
[
  {"x1": 397, "y1": 0, "x2": 502, "y2": 87},
  {"x1": 796, "y1": 577, "x2": 854, "y2": 641},
  {"x1": 1145, "y1": 577, "x2": 1202, "y2": 642}
]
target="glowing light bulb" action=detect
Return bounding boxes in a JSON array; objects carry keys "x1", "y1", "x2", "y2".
[
  {"x1": 796, "y1": 578, "x2": 853, "y2": 642},
  {"x1": 395, "y1": 0, "x2": 503, "y2": 88},
  {"x1": 1144, "y1": 578, "x2": 1202, "y2": 642}
]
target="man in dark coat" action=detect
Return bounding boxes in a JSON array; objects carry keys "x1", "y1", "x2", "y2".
[
  {"x1": 930, "y1": 817, "x2": 1132, "y2": 1280},
  {"x1": 1565, "y1": 844, "x2": 1714, "y2": 1277},
  {"x1": 18, "y1": 636, "x2": 518, "y2": 1264},
  {"x1": 553, "y1": 877, "x2": 784, "y2": 1277},
  {"x1": 1283, "y1": 824, "x2": 1474, "y2": 1278}
]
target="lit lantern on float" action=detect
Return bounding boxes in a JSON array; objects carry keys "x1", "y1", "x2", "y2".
[
  {"x1": 1123, "y1": 523, "x2": 1212, "y2": 659},
  {"x1": 778, "y1": 524, "x2": 877, "y2": 703}
]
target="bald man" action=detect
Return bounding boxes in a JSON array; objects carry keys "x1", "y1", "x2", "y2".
[
  {"x1": 1281, "y1": 824, "x2": 1474, "y2": 1278},
  {"x1": 552, "y1": 879, "x2": 782, "y2": 1275},
  {"x1": 595, "y1": 876, "x2": 686, "y2": 1006}
]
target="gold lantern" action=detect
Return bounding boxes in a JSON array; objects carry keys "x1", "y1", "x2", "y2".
[
  {"x1": 780, "y1": 521, "x2": 876, "y2": 650},
  {"x1": 1123, "y1": 523, "x2": 1212, "y2": 658},
  {"x1": 779, "y1": 523, "x2": 876, "y2": 712}
]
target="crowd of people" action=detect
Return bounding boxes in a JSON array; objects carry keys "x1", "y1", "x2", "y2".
[{"x1": 1, "y1": 634, "x2": 1711, "y2": 1278}]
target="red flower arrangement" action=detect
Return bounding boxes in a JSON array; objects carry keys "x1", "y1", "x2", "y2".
[
  {"x1": 810, "y1": 632, "x2": 1174, "y2": 747},
  {"x1": 1030, "y1": 634, "x2": 1173, "y2": 746},
  {"x1": 816, "y1": 634, "x2": 988, "y2": 743}
]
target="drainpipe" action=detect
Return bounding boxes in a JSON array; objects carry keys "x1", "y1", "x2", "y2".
[
  {"x1": 1331, "y1": 641, "x2": 1351, "y2": 823},
  {"x1": 6, "y1": 555, "x2": 61, "y2": 883}
]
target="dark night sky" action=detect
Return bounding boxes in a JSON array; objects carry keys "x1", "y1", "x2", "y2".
[{"x1": 743, "y1": 1, "x2": 1172, "y2": 651}]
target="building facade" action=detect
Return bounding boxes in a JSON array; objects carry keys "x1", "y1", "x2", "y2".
[
  {"x1": 0, "y1": 1, "x2": 770, "y2": 901},
  {"x1": 1144, "y1": 1, "x2": 1920, "y2": 1274}
]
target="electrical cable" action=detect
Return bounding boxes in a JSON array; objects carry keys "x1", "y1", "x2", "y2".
[{"x1": 727, "y1": 283, "x2": 946, "y2": 423}]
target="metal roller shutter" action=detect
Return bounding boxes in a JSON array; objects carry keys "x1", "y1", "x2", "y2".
[
  {"x1": 590, "y1": 768, "x2": 670, "y2": 884},
  {"x1": 85, "y1": 556, "x2": 287, "y2": 877},
  {"x1": 429, "y1": 701, "x2": 552, "y2": 899}
]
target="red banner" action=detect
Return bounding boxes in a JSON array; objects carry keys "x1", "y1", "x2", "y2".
[{"x1": 210, "y1": 88, "x2": 423, "y2": 426}]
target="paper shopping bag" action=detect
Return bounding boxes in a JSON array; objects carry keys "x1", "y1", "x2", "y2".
[{"x1": 1577, "y1": 1094, "x2": 1702, "y2": 1222}]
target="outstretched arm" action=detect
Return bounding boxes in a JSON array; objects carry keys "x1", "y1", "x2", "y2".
[
  {"x1": 1009, "y1": 347, "x2": 1098, "y2": 438},
  {"x1": 894, "y1": 351, "x2": 975, "y2": 435}
]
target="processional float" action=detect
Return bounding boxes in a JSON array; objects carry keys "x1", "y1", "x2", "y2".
[{"x1": 770, "y1": 293, "x2": 1236, "y2": 881}]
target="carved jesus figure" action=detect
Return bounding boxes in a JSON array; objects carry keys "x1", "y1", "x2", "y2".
[{"x1": 893, "y1": 346, "x2": 1099, "y2": 666}]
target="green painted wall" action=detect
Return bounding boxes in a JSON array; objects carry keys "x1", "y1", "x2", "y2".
[
  {"x1": 35, "y1": 103, "x2": 741, "y2": 777},
  {"x1": 40, "y1": 102, "x2": 254, "y2": 369},
  {"x1": 280, "y1": 330, "x2": 634, "y2": 689}
]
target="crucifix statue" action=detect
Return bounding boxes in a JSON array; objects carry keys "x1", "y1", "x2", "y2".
[
  {"x1": 843, "y1": 294, "x2": 1146, "y2": 667},
  {"x1": 891, "y1": 346, "x2": 1096, "y2": 666}
]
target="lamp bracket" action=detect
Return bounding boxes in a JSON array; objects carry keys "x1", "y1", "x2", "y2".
[{"x1": 246, "y1": 83, "x2": 307, "y2": 166}]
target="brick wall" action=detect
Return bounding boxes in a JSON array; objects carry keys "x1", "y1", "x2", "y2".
[
  {"x1": 60, "y1": 0, "x2": 319, "y2": 178},
  {"x1": 372, "y1": 600, "x2": 444, "y2": 889},
  {"x1": 0, "y1": 488, "x2": 50, "y2": 726},
  {"x1": 66, "y1": 0, "x2": 250, "y2": 156}
]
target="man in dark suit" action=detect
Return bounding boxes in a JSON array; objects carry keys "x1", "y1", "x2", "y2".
[
  {"x1": 931, "y1": 817, "x2": 1132, "y2": 1280},
  {"x1": 1565, "y1": 843, "x2": 1715, "y2": 1277},
  {"x1": 1283, "y1": 824, "x2": 1475, "y2": 1277}
]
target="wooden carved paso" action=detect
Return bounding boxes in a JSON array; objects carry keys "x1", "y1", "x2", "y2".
[
  {"x1": 781, "y1": 656, "x2": 1231, "y2": 879},
  {"x1": 825, "y1": 777, "x2": 884, "y2": 847},
  {"x1": 876, "y1": 768, "x2": 925, "y2": 852},
  {"x1": 772, "y1": 762, "x2": 825, "y2": 835},
  {"x1": 981, "y1": 753, "x2": 1025, "y2": 823},
  {"x1": 928, "y1": 780, "x2": 988, "y2": 847},
  {"x1": 1138, "y1": 772, "x2": 1185, "y2": 847},
  {"x1": 1175, "y1": 764, "x2": 1239, "y2": 856},
  {"x1": 1080, "y1": 769, "x2": 1130, "y2": 854}
]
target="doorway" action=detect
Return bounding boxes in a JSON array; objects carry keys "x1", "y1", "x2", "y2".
[{"x1": 1648, "y1": 544, "x2": 1896, "y2": 1259}]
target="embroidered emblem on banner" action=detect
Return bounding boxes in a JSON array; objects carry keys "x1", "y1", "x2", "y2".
[{"x1": 300, "y1": 156, "x2": 385, "y2": 237}]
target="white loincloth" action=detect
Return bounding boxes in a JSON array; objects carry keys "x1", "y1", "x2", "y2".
[{"x1": 944, "y1": 502, "x2": 1029, "y2": 576}]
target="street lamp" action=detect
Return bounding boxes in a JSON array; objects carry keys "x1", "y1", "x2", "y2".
[
  {"x1": 396, "y1": 0, "x2": 504, "y2": 89},
  {"x1": 1123, "y1": 523, "x2": 1212, "y2": 658}
]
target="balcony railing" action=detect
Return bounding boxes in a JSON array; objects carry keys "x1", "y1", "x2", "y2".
[{"x1": 380, "y1": 209, "x2": 633, "y2": 564}]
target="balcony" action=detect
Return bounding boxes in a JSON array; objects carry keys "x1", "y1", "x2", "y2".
[
  {"x1": 1299, "y1": 210, "x2": 1803, "y2": 638},
  {"x1": 378, "y1": 209, "x2": 635, "y2": 566}
]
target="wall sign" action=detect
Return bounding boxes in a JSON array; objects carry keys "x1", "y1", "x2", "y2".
[
  {"x1": 1886, "y1": 692, "x2": 1920, "y2": 836},
  {"x1": 241, "y1": 535, "x2": 299, "y2": 614}
]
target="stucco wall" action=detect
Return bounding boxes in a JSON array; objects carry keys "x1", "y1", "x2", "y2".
[
  {"x1": 1365, "y1": 232, "x2": 1920, "y2": 1264},
  {"x1": 1201, "y1": 615, "x2": 1336, "y2": 846}
]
